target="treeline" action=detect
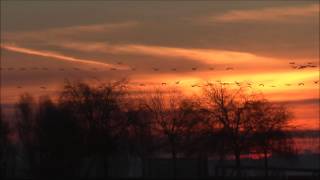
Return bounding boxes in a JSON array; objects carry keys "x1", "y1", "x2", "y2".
[{"x1": 0, "y1": 80, "x2": 296, "y2": 178}]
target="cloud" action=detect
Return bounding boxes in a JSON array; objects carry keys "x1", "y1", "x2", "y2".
[
  {"x1": 4, "y1": 21, "x2": 139, "y2": 41},
  {"x1": 52, "y1": 41, "x2": 281, "y2": 66},
  {"x1": 1, "y1": 44, "x2": 128, "y2": 69},
  {"x1": 211, "y1": 4, "x2": 318, "y2": 22}
]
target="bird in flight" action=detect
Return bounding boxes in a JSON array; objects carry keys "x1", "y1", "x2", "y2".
[
  {"x1": 153, "y1": 68, "x2": 159, "y2": 71},
  {"x1": 234, "y1": 81, "x2": 241, "y2": 86},
  {"x1": 175, "y1": 81, "x2": 180, "y2": 84},
  {"x1": 17, "y1": 86, "x2": 22, "y2": 89},
  {"x1": 139, "y1": 83, "x2": 145, "y2": 87},
  {"x1": 161, "y1": 82, "x2": 167, "y2": 86},
  {"x1": 289, "y1": 62, "x2": 295, "y2": 65},
  {"x1": 298, "y1": 83, "x2": 304, "y2": 86},
  {"x1": 314, "y1": 81, "x2": 319, "y2": 84},
  {"x1": 171, "y1": 68, "x2": 177, "y2": 71},
  {"x1": 285, "y1": 84, "x2": 292, "y2": 86},
  {"x1": 40, "y1": 86, "x2": 47, "y2": 90},
  {"x1": 259, "y1": 84, "x2": 264, "y2": 87},
  {"x1": 110, "y1": 68, "x2": 117, "y2": 71},
  {"x1": 209, "y1": 67, "x2": 214, "y2": 71},
  {"x1": 191, "y1": 84, "x2": 201, "y2": 88},
  {"x1": 297, "y1": 65, "x2": 308, "y2": 69},
  {"x1": 226, "y1": 67, "x2": 234, "y2": 70},
  {"x1": 192, "y1": 67, "x2": 197, "y2": 71}
]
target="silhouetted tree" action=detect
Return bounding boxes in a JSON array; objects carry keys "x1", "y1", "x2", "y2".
[
  {"x1": 143, "y1": 89, "x2": 199, "y2": 179},
  {"x1": 36, "y1": 96, "x2": 83, "y2": 178},
  {"x1": 124, "y1": 98, "x2": 155, "y2": 178},
  {"x1": 15, "y1": 93, "x2": 37, "y2": 177},
  {"x1": 202, "y1": 85, "x2": 257, "y2": 176},
  {"x1": 247, "y1": 100, "x2": 295, "y2": 177},
  {"x1": 0, "y1": 105, "x2": 9, "y2": 178},
  {"x1": 59, "y1": 80, "x2": 127, "y2": 178}
]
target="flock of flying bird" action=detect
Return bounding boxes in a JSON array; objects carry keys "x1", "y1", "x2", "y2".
[{"x1": 1, "y1": 61, "x2": 319, "y2": 91}]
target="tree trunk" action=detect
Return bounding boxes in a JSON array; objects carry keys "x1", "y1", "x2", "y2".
[
  {"x1": 103, "y1": 155, "x2": 109, "y2": 178},
  {"x1": 264, "y1": 149, "x2": 269, "y2": 177},
  {"x1": 234, "y1": 150, "x2": 241, "y2": 177},
  {"x1": 141, "y1": 156, "x2": 147, "y2": 178},
  {"x1": 171, "y1": 143, "x2": 177, "y2": 179}
]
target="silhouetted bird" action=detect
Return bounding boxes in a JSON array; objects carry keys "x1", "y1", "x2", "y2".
[
  {"x1": 175, "y1": 81, "x2": 180, "y2": 84},
  {"x1": 153, "y1": 68, "x2": 159, "y2": 71},
  {"x1": 139, "y1": 84, "x2": 145, "y2": 86},
  {"x1": 270, "y1": 85, "x2": 276, "y2": 88},
  {"x1": 171, "y1": 68, "x2": 177, "y2": 71},
  {"x1": 209, "y1": 67, "x2": 214, "y2": 71},
  {"x1": 259, "y1": 84, "x2": 264, "y2": 87},
  {"x1": 235, "y1": 81, "x2": 241, "y2": 86},
  {"x1": 285, "y1": 84, "x2": 292, "y2": 86},
  {"x1": 117, "y1": 62, "x2": 123, "y2": 65},
  {"x1": 226, "y1": 67, "x2": 234, "y2": 70},
  {"x1": 192, "y1": 67, "x2": 197, "y2": 71},
  {"x1": 298, "y1": 83, "x2": 304, "y2": 86},
  {"x1": 314, "y1": 81, "x2": 319, "y2": 84},
  {"x1": 17, "y1": 86, "x2": 22, "y2": 89},
  {"x1": 161, "y1": 82, "x2": 167, "y2": 86},
  {"x1": 289, "y1": 62, "x2": 295, "y2": 65},
  {"x1": 40, "y1": 86, "x2": 47, "y2": 90},
  {"x1": 308, "y1": 65, "x2": 317, "y2": 68},
  {"x1": 297, "y1": 65, "x2": 308, "y2": 69},
  {"x1": 110, "y1": 68, "x2": 117, "y2": 71}
]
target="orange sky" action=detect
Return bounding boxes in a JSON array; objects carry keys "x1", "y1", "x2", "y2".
[{"x1": 1, "y1": 1, "x2": 319, "y2": 130}]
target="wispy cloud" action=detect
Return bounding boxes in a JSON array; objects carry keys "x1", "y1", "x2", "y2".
[
  {"x1": 4, "y1": 21, "x2": 139, "y2": 41},
  {"x1": 1, "y1": 44, "x2": 128, "y2": 69},
  {"x1": 54, "y1": 41, "x2": 281, "y2": 66},
  {"x1": 211, "y1": 4, "x2": 318, "y2": 22}
]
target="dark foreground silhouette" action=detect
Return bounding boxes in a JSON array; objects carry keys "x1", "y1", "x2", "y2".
[{"x1": 0, "y1": 80, "x2": 317, "y2": 179}]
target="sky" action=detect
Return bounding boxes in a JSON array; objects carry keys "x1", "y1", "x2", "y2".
[{"x1": 0, "y1": 1, "x2": 319, "y2": 130}]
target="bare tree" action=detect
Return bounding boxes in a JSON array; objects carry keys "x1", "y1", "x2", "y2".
[
  {"x1": 15, "y1": 93, "x2": 38, "y2": 177},
  {"x1": 36, "y1": 96, "x2": 83, "y2": 178},
  {"x1": 202, "y1": 84, "x2": 257, "y2": 176},
  {"x1": 143, "y1": 88, "x2": 199, "y2": 178},
  {"x1": 124, "y1": 99, "x2": 155, "y2": 178},
  {"x1": 247, "y1": 100, "x2": 295, "y2": 177},
  {"x1": 59, "y1": 80, "x2": 127, "y2": 177},
  {"x1": 0, "y1": 105, "x2": 9, "y2": 178}
]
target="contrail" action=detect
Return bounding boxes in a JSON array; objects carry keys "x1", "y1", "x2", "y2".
[{"x1": 0, "y1": 44, "x2": 128, "y2": 69}]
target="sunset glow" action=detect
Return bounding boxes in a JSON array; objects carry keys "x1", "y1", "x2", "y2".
[{"x1": 1, "y1": 1, "x2": 319, "y2": 129}]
